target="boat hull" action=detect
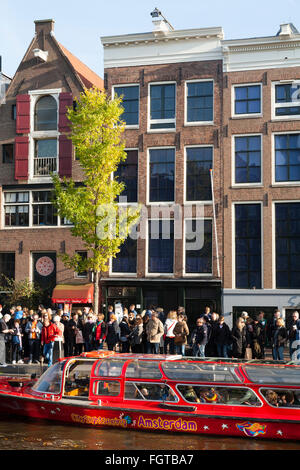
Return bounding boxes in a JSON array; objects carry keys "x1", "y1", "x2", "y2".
[{"x1": 0, "y1": 394, "x2": 299, "y2": 441}]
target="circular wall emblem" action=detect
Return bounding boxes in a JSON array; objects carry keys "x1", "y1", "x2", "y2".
[{"x1": 35, "y1": 256, "x2": 55, "y2": 277}]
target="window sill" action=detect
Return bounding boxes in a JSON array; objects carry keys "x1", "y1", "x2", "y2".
[
  {"x1": 230, "y1": 115, "x2": 262, "y2": 120},
  {"x1": 184, "y1": 122, "x2": 214, "y2": 127}
]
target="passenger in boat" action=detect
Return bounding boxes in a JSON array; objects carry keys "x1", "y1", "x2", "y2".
[
  {"x1": 231, "y1": 318, "x2": 247, "y2": 359},
  {"x1": 173, "y1": 313, "x2": 189, "y2": 356},
  {"x1": 190, "y1": 318, "x2": 208, "y2": 358},
  {"x1": 200, "y1": 387, "x2": 221, "y2": 404},
  {"x1": 264, "y1": 389, "x2": 279, "y2": 407},
  {"x1": 271, "y1": 318, "x2": 287, "y2": 361},
  {"x1": 182, "y1": 386, "x2": 202, "y2": 403},
  {"x1": 145, "y1": 312, "x2": 164, "y2": 354},
  {"x1": 164, "y1": 311, "x2": 178, "y2": 355}
]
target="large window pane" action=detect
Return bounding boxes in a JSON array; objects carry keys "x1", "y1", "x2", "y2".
[
  {"x1": 112, "y1": 231, "x2": 137, "y2": 273},
  {"x1": 148, "y1": 220, "x2": 174, "y2": 273},
  {"x1": 150, "y1": 84, "x2": 175, "y2": 129},
  {"x1": 149, "y1": 148, "x2": 175, "y2": 202},
  {"x1": 115, "y1": 150, "x2": 138, "y2": 203},
  {"x1": 187, "y1": 81, "x2": 213, "y2": 122},
  {"x1": 234, "y1": 85, "x2": 261, "y2": 115},
  {"x1": 235, "y1": 204, "x2": 261, "y2": 289},
  {"x1": 235, "y1": 136, "x2": 261, "y2": 184},
  {"x1": 186, "y1": 147, "x2": 212, "y2": 201},
  {"x1": 276, "y1": 203, "x2": 300, "y2": 288},
  {"x1": 275, "y1": 134, "x2": 300, "y2": 182},
  {"x1": 114, "y1": 86, "x2": 139, "y2": 126},
  {"x1": 34, "y1": 95, "x2": 57, "y2": 131},
  {"x1": 185, "y1": 220, "x2": 212, "y2": 273}
]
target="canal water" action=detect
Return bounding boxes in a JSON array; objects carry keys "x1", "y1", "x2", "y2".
[{"x1": 0, "y1": 417, "x2": 299, "y2": 450}]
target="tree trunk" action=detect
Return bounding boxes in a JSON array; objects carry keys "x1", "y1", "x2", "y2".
[{"x1": 94, "y1": 270, "x2": 100, "y2": 315}]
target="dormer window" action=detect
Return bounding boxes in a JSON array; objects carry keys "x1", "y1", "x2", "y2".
[{"x1": 34, "y1": 95, "x2": 57, "y2": 131}]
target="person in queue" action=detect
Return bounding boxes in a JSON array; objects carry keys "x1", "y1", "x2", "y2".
[
  {"x1": 25, "y1": 312, "x2": 43, "y2": 364},
  {"x1": 215, "y1": 315, "x2": 231, "y2": 358},
  {"x1": 105, "y1": 313, "x2": 119, "y2": 351},
  {"x1": 93, "y1": 313, "x2": 107, "y2": 350},
  {"x1": 41, "y1": 315, "x2": 60, "y2": 367},
  {"x1": 119, "y1": 314, "x2": 131, "y2": 353},
  {"x1": 173, "y1": 313, "x2": 189, "y2": 356},
  {"x1": 190, "y1": 317, "x2": 208, "y2": 358},
  {"x1": 82, "y1": 313, "x2": 95, "y2": 352},
  {"x1": 271, "y1": 317, "x2": 287, "y2": 361},
  {"x1": 145, "y1": 311, "x2": 164, "y2": 354},
  {"x1": 163, "y1": 310, "x2": 178, "y2": 355},
  {"x1": 288, "y1": 310, "x2": 300, "y2": 360},
  {"x1": 231, "y1": 317, "x2": 247, "y2": 359}
]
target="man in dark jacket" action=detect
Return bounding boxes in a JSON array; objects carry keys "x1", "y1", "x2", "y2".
[
  {"x1": 215, "y1": 315, "x2": 231, "y2": 358},
  {"x1": 288, "y1": 311, "x2": 300, "y2": 360},
  {"x1": 205, "y1": 312, "x2": 219, "y2": 357},
  {"x1": 190, "y1": 318, "x2": 208, "y2": 358}
]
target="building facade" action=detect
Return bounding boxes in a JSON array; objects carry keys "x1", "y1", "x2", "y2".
[
  {"x1": 0, "y1": 19, "x2": 103, "y2": 306},
  {"x1": 222, "y1": 23, "x2": 300, "y2": 325},
  {"x1": 101, "y1": 19, "x2": 224, "y2": 325}
]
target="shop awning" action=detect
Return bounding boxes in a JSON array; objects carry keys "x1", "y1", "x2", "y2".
[{"x1": 52, "y1": 283, "x2": 94, "y2": 304}]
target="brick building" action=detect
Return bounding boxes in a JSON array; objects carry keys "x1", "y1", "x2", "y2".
[
  {"x1": 100, "y1": 17, "x2": 224, "y2": 324},
  {"x1": 0, "y1": 19, "x2": 103, "y2": 306},
  {"x1": 222, "y1": 23, "x2": 300, "y2": 325}
]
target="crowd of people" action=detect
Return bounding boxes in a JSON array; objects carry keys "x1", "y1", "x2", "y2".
[{"x1": 0, "y1": 303, "x2": 300, "y2": 367}]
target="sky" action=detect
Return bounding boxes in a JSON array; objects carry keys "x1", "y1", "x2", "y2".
[{"x1": 1, "y1": 0, "x2": 300, "y2": 78}]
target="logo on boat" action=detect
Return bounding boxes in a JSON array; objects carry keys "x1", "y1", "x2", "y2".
[
  {"x1": 137, "y1": 416, "x2": 197, "y2": 432},
  {"x1": 71, "y1": 413, "x2": 130, "y2": 428},
  {"x1": 236, "y1": 422, "x2": 266, "y2": 437}
]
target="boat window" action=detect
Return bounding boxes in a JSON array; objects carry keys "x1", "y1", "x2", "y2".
[
  {"x1": 125, "y1": 360, "x2": 163, "y2": 379},
  {"x1": 161, "y1": 362, "x2": 241, "y2": 383},
  {"x1": 260, "y1": 388, "x2": 300, "y2": 408},
  {"x1": 94, "y1": 359, "x2": 127, "y2": 378},
  {"x1": 124, "y1": 382, "x2": 178, "y2": 402},
  {"x1": 32, "y1": 360, "x2": 66, "y2": 394},
  {"x1": 244, "y1": 365, "x2": 300, "y2": 385},
  {"x1": 63, "y1": 360, "x2": 94, "y2": 397},
  {"x1": 177, "y1": 385, "x2": 261, "y2": 407},
  {"x1": 94, "y1": 380, "x2": 120, "y2": 397}
]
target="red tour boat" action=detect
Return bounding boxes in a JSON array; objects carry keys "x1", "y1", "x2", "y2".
[{"x1": 0, "y1": 351, "x2": 299, "y2": 440}]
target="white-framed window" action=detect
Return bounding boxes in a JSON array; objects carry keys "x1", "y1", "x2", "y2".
[
  {"x1": 148, "y1": 82, "x2": 176, "y2": 132},
  {"x1": 183, "y1": 218, "x2": 213, "y2": 276},
  {"x1": 184, "y1": 145, "x2": 213, "y2": 204},
  {"x1": 147, "y1": 147, "x2": 175, "y2": 204},
  {"x1": 232, "y1": 83, "x2": 262, "y2": 118},
  {"x1": 146, "y1": 219, "x2": 174, "y2": 276},
  {"x1": 232, "y1": 134, "x2": 262, "y2": 186},
  {"x1": 28, "y1": 88, "x2": 61, "y2": 181},
  {"x1": 272, "y1": 80, "x2": 300, "y2": 120},
  {"x1": 232, "y1": 201, "x2": 263, "y2": 290},
  {"x1": 185, "y1": 79, "x2": 214, "y2": 125},
  {"x1": 113, "y1": 84, "x2": 139, "y2": 128},
  {"x1": 2, "y1": 189, "x2": 69, "y2": 229}
]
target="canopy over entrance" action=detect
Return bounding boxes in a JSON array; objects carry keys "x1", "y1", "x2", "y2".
[{"x1": 52, "y1": 283, "x2": 94, "y2": 304}]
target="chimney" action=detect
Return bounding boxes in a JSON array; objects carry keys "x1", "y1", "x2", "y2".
[
  {"x1": 34, "y1": 19, "x2": 55, "y2": 36},
  {"x1": 150, "y1": 8, "x2": 174, "y2": 36},
  {"x1": 277, "y1": 23, "x2": 299, "y2": 39}
]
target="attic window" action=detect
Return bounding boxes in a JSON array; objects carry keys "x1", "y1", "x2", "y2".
[{"x1": 34, "y1": 95, "x2": 57, "y2": 131}]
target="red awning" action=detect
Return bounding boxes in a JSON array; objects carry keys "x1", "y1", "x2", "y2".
[{"x1": 52, "y1": 283, "x2": 94, "y2": 304}]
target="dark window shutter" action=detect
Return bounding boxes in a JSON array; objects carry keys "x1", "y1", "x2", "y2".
[
  {"x1": 15, "y1": 136, "x2": 29, "y2": 180},
  {"x1": 59, "y1": 92, "x2": 73, "y2": 132},
  {"x1": 16, "y1": 94, "x2": 30, "y2": 134},
  {"x1": 59, "y1": 135, "x2": 72, "y2": 177}
]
